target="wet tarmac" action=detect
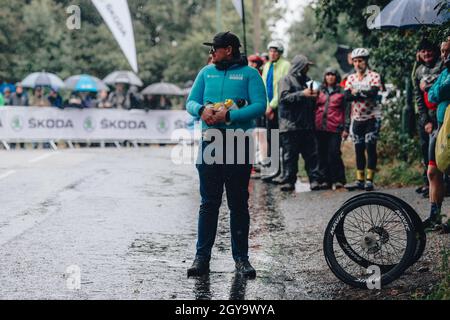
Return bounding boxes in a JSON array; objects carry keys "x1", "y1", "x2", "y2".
[{"x1": 0, "y1": 146, "x2": 446, "y2": 299}]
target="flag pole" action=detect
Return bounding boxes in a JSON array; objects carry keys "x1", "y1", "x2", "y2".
[{"x1": 241, "y1": 0, "x2": 247, "y2": 56}]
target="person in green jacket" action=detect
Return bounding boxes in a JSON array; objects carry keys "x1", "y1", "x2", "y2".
[
  {"x1": 424, "y1": 37, "x2": 450, "y2": 233},
  {"x1": 186, "y1": 31, "x2": 267, "y2": 278},
  {"x1": 0, "y1": 92, "x2": 4, "y2": 106},
  {"x1": 261, "y1": 40, "x2": 291, "y2": 181}
]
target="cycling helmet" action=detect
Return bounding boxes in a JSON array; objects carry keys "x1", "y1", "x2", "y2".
[
  {"x1": 267, "y1": 40, "x2": 284, "y2": 53},
  {"x1": 351, "y1": 48, "x2": 370, "y2": 60}
]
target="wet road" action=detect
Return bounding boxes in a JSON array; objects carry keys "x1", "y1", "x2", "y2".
[{"x1": 0, "y1": 146, "x2": 445, "y2": 299}]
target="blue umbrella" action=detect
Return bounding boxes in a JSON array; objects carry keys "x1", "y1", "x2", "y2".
[
  {"x1": 64, "y1": 74, "x2": 109, "y2": 92},
  {"x1": 369, "y1": 0, "x2": 450, "y2": 29},
  {"x1": 0, "y1": 83, "x2": 15, "y2": 93}
]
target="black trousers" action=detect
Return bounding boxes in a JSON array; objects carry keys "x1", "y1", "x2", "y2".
[
  {"x1": 316, "y1": 131, "x2": 346, "y2": 184},
  {"x1": 266, "y1": 111, "x2": 278, "y2": 158},
  {"x1": 280, "y1": 130, "x2": 322, "y2": 184}
]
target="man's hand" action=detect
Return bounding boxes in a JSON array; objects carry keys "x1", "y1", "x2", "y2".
[
  {"x1": 211, "y1": 107, "x2": 228, "y2": 124},
  {"x1": 424, "y1": 122, "x2": 433, "y2": 134},
  {"x1": 342, "y1": 130, "x2": 349, "y2": 140},
  {"x1": 351, "y1": 89, "x2": 359, "y2": 96},
  {"x1": 303, "y1": 89, "x2": 319, "y2": 98},
  {"x1": 201, "y1": 107, "x2": 216, "y2": 126},
  {"x1": 266, "y1": 107, "x2": 275, "y2": 120},
  {"x1": 420, "y1": 80, "x2": 427, "y2": 92}
]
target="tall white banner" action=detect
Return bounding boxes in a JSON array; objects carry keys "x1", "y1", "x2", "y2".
[
  {"x1": 231, "y1": 0, "x2": 243, "y2": 19},
  {"x1": 0, "y1": 107, "x2": 194, "y2": 142},
  {"x1": 92, "y1": 0, "x2": 138, "y2": 73}
]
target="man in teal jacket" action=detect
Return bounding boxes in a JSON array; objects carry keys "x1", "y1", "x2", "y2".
[
  {"x1": 186, "y1": 31, "x2": 267, "y2": 278},
  {"x1": 424, "y1": 38, "x2": 450, "y2": 233}
]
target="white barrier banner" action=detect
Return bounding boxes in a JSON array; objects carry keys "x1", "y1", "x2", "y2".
[{"x1": 0, "y1": 107, "x2": 194, "y2": 141}]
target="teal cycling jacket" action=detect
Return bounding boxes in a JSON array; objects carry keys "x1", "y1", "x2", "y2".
[
  {"x1": 429, "y1": 68, "x2": 450, "y2": 125},
  {"x1": 186, "y1": 63, "x2": 267, "y2": 131}
]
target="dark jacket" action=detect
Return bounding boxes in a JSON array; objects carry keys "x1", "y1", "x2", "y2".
[
  {"x1": 9, "y1": 92, "x2": 29, "y2": 106},
  {"x1": 278, "y1": 55, "x2": 316, "y2": 132},
  {"x1": 414, "y1": 58, "x2": 444, "y2": 127},
  {"x1": 315, "y1": 86, "x2": 346, "y2": 133}
]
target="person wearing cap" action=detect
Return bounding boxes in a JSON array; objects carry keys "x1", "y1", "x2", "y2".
[
  {"x1": 344, "y1": 48, "x2": 383, "y2": 192},
  {"x1": 9, "y1": 83, "x2": 29, "y2": 106},
  {"x1": 186, "y1": 31, "x2": 267, "y2": 278},
  {"x1": 315, "y1": 68, "x2": 347, "y2": 190},
  {"x1": 261, "y1": 41, "x2": 291, "y2": 181},
  {"x1": 413, "y1": 38, "x2": 444, "y2": 198},
  {"x1": 276, "y1": 54, "x2": 322, "y2": 191},
  {"x1": 423, "y1": 37, "x2": 450, "y2": 233}
]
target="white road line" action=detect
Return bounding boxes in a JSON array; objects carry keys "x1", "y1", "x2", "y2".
[
  {"x1": 28, "y1": 152, "x2": 60, "y2": 164},
  {"x1": 0, "y1": 170, "x2": 16, "y2": 180}
]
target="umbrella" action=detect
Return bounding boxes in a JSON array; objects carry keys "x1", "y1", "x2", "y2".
[
  {"x1": 181, "y1": 87, "x2": 192, "y2": 95},
  {"x1": 103, "y1": 70, "x2": 143, "y2": 86},
  {"x1": 64, "y1": 74, "x2": 109, "y2": 92},
  {"x1": 0, "y1": 83, "x2": 16, "y2": 93},
  {"x1": 21, "y1": 71, "x2": 65, "y2": 89},
  {"x1": 369, "y1": 0, "x2": 450, "y2": 29},
  {"x1": 141, "y1": 82, "x2": 184, "y2": 96}
]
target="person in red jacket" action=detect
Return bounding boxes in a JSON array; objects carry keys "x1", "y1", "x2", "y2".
[{"x1": 315, "y1": 68, "x2": 347, "y2": 189}]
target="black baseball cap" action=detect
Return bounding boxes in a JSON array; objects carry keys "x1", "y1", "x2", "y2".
[{"x1": 203, "y1": 31, "x2": 241, "y2": 49}]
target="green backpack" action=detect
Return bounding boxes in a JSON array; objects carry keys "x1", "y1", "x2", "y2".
[{"x1": 436, "y1": 104, "x2": 450, "y2": 174}]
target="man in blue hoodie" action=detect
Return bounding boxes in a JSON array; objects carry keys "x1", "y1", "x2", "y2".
[{"x1": 186, "y1": 31, "x2": 267, "y2": 278}]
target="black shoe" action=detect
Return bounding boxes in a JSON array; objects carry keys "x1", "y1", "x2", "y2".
[
  {"x1": 280, "y1": 182, "x2": 295, "y2": 192},
  {"x1": 272, "y1": 176, "x2": 289, "y2": 185},
  {"x1": 187, "y1": 258, "x2": 210, "y2": 277},
  {"x1": 235, "y1": 260, "x2": 256, "y2": 279},
  {"x1": 365, "y1": 180, "x2": 374, "y2": 191},
  {"x1": 422, "y1": 187, "x2": 429, "y2": 198},
  {"x1": 320, "y1": 182, "x2": 331, "y2": 190},
  {"x1": 422, "y1": 216, "x2": 442, "y2": 231},
  {"x1": 345, "y1": 180, "x2": 365, "y2": 191},
  {"x1": 310, "y1": 181, "x2": 321, "y2": 191}
]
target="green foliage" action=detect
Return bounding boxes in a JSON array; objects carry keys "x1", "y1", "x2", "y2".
[
  {"x1": 0, "y1": 0, "x2": 276, "y2": 86},
  {"x1": 288, "y1": 5, "x2": 361, "y2": 80},
  {"x1": 314, "y1": 0, "x2": 449, "y2": 89},
  {"x1": 426, "y1": 246, "x2": 450, "y2": 300}
]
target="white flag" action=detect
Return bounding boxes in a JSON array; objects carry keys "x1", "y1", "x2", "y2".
[
  {"x1": 231, "y1": 0, "x2": 243, "y2": 19},
  {"x1": 91, "y1": 0, "x2": 138, "y2": 73}
]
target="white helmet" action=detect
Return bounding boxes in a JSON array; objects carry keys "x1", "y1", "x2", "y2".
[
  {"x1": 267, "y1": 40, "x2": 284, "y2": 53},
  {"x1": 351, "y1": 48, "x2": 370, "y2": 60}
]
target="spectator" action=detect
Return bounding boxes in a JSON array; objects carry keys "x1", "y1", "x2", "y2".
[
  {"x1": 0, "y1": 92, "x2": 4, "y2": 106},
  {"x1": 107, "y1": 83, "x2": 129, "y2": 109},
  {"x1": 126, "y1": 85, "x2": 142, "y2": 109},
  {"x1": 96, "y1": 90, "x2": 112, "y2": 108},
  {"x1": 315, "y1": 68, "x2": 347, "y2": 189},
  {"x1": 261, "y1": 40, "x2": 291, "y2": 182},
  {"x1": 423, "y1": 37, "x2": 450, "y2": 233},
  {"x1": 30, "y1": 86, "x2": 51, "y2": 107},
  {"x1": 9, "y1": 83, "x2": 29, "y2": 106},
  {"x1": 248, "y1": 54, "x2": 267, "y2": 176},
  {"x1": 277, "y1": 54, "x2": 323, "y2": 191},
  {"x1": 248, "y1": 54, "x2": 264, "y2": 74},
  {"x1": 413, "y1": 38, "x2": 443, "y2": 197},
  {"x1": 3, "y1": 87, "x2": 12, "y2": 105},
  {"x1": 47, "y1": 87, "x2": 63, "y2": 108}
]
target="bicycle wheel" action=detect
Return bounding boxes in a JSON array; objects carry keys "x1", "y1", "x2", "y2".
[
  {"x1": 323, "y1": 196, "x2": 417, "y2": 288},
  {"x1": 342, "y1": 192, "x2": 426, "y2": 266}
]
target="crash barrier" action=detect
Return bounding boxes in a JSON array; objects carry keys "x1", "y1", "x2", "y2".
[{"x1": 0, "y1": 107, "x2": 197, "y2": 148}]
